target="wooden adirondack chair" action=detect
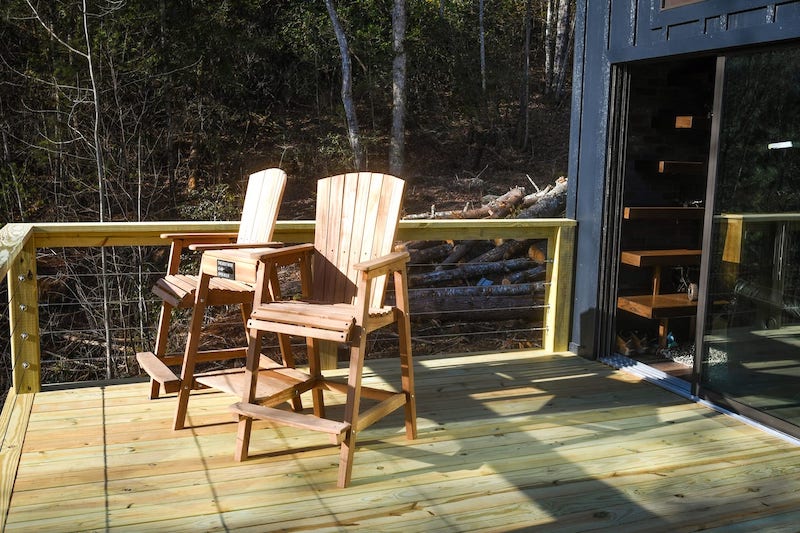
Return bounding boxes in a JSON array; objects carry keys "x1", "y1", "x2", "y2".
[
  {"x1": 136, "y1": 168, "x2": 288, "y2": 403},
  {"x1": 227, "y1": 172, "x2": 417, "y2": 488}
]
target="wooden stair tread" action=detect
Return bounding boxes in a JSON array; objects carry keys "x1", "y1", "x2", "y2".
[
  {"x1": 230, "y1": 402, "x2": 350, "y2": 436},
  {"x1": 135, "y1": 351, "x2": 181, "y2": 393},
  {"x1": 621, "y1": 249, "x2": 702, "y2": 267},
  {"x1": 617, "y1": 293, "x2": 697, "y2": 319},
  {"x1": 623, "y1": 207, "x2": 704, "y2": 220},
  {"x1": 673, "y1": 115, "x2": 711, "y2": 130},
  {"x1": 635, "y1": 160, "x2": 706, "y2": 176}
]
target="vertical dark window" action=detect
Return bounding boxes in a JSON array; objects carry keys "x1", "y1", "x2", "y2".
[{"x1": 701, "y1": 45, "x2": 800, "y2": 432}]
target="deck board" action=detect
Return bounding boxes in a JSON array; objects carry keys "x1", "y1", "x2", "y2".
[{"x1": 3, "y1": 349, "x2": 800, "y2": 532}]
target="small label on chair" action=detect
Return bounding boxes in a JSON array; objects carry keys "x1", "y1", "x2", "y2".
[{"x1": 217, "y1": 259, "x2": 235, "y2": 279}]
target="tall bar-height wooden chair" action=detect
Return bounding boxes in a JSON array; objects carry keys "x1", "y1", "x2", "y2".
[
  {"x1": 136, "y1": 168, "x2": 288, "y2": 402},
  {"x1": 228, "y1": 172, "x2": 417, "y2": 488}
]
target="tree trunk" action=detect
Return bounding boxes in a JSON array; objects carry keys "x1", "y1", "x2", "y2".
[
  {"x1": 516, "y1": 0, "x2": 532, "y2": 148},
  {"x1": 81, "y1": 0, "x2": 113, "y2": 379},
  {"x1": 324, "y1": 0, "x2": 363, "y2": 169},
  {"x1": 553, "y1": 0, "x2": 571, "y2": 99},
  {"x1": 389, "y1": 0, "x2": 406, "y2": 176},
  {"x1": 544, "y1": 0, "x2": 555, "y2": 92},
  {"x1": 554, "y1": 6, "x2": 575, "y2": 99},
  {"x1": 478, "y1": 0, "x2": 486, "y2": 94}
]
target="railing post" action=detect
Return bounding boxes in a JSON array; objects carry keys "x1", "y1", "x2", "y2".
[
  {"x1": 544, "y1": 223, "x2": 575, "y2": 352},
  {"x1": 8, "y1": 236, "x2": 40, "y2": 393}
]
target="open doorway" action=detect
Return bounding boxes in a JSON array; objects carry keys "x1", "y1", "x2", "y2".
[{"x1": 614, "y1": 56, "x2": 716, "y2": 380}]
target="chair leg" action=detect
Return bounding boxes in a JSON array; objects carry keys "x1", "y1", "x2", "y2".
[
  {"x1": 148, "y1": 301, "x2": 174, "y2": 400},
  {"x1": 173, "y1": 273, "x2": 210, "y2": 430},
  {"x1": 236, "y1": 327, "x2": 262, "y2": 461},
  {"x1": 239, "y1": 302, "x2": 252, "y2": 333},
  {"x1": 276, "y1": 333, "x2": 303, "y2": 412},
  {"x1": 235, "y1": 416, "x2": 254, "y2": 461},
  {"x1": 337, "y1": 337, "x2": 367, "y2": 488},
  {"x1": 307, "y1": 337, "x2": 325, "y2": 418},
  {"x1": 397, "y1": 309, "x2": 417, "y2": 440},
  {"x1": 394, "y1": 268, "x2": 417, "y2": 439}
]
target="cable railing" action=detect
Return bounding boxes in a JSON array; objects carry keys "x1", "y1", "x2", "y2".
[{"x1": 1, "y1": 219, "x2": 575, "y2": 395}]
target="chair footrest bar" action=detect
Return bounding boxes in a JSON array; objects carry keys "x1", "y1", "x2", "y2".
[
  {"x1": 135, "y1": 351, "x2": 181, "y2": 393},
  {"x1": 356, "y1": 392, "x2": 408, "y2": 432},
  {"x1": 230, "y1": 402, "x2": 350, "y2": 438}
]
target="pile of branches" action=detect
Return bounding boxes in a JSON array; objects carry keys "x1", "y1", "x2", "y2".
[{"x1": 399, "y1": 177, "x2": 568, "y2": 323}]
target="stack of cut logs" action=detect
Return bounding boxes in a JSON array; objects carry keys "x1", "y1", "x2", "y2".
[{"x1": 399, "y1": 177, "x2": 567, "y2": 322}]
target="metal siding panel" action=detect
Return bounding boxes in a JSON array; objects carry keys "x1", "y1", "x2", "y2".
[
  {"x1": 569, "y1": 0, "x2": 613, "y2": 357},
  {"x1": 728, "y1": 7, "x2": 771, "y2": 29},
  {"x1": 776, "y1": 0, "x2": 800, "y2": 26},
  {"x1": 610, "y1": 0, "x2": 800, "y2": 62},
  {"x1": 666, "y1": 19, "x2": 703, "y2": 40},
  {"x1": 611, "y1": 0, "x2": 637, "y2": 48}
]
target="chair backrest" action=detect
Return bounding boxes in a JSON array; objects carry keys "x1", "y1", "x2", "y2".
[
  {"x1": 236, "y1": 168, "x2": 288, "y2": 244},
  {"x1": 312, "y1": 172, "x2": 405, "y2": 308}
]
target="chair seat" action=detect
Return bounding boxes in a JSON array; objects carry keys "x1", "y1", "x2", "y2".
[
  {"x1": 248, "y1": 301, "x2": 394, "y2": 343},
  {"x1": 194, "y1": 364, "x2": 313, "y2": 404},
  {"x1": 152, "y1": 274, "x2": 256, "y2": 308}
]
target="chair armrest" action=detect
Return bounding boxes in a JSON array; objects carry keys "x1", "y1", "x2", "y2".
[
  {"x1": 189, "y1": 241, "x2": 284, "y2": 252},
  {"x1": 210, "y1": 243, "x2": 314, "y2": 264},
  {"x1": 354, "y1": 251, "x2": 410, "y2": 278},
  {"x1": 160, "y1": 232, "x2": 238, "y2": 242},
  {"x1": 252, "y1": 243, "x2": 315, "y2": 264}
]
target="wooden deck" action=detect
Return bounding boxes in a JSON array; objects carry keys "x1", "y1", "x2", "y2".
[{"x1": 2, "y1": 350, "x2": 800, "y2": 532}]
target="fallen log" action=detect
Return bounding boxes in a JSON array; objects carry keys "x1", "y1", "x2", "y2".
[
  {"x1": 436, "y1": 240, "x2": 482, "y2": 269},
  {"x1": 403, "y1": 185, "x2": 527, "y2": 220},
  {"x1": 517, "y1": 178, "x2": 567, "y2": 218},
  {"x1": 407, "y1": 282, "x2": 546, "y2": 321},
  {"x1": 410, "y1": 257, "x2": 539, "y2": 286},
  {"x1": 469, "y1": 239, "x2": 535, "y2": 263},
  {"x1": 521, "y1": 184, "x2": 553, "y2": 208},
  {"x1": 407, "y1": 242, "x2": 453, "y2": 264},
  {"x1": 504, "y1": 265, "x2": 547, "y2": 284},
  {"x1": 452, "y1": 186, "x2": 526, "y2": 219}
]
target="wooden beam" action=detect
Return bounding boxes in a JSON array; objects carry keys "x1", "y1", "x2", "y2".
[
  {"x1": 545, "y1": 224, "x2": 575, "y2": 352},
  {"x1": 0, "y1": 388, "x2": 35, "y2": 533},
  {"x1": 8, "y1": 237, "x2": 40, "y2": 394}
]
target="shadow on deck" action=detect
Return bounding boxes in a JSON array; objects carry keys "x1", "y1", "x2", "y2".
[{"x1": 2, "y1": 350, "x2": 799, "y2": 532}]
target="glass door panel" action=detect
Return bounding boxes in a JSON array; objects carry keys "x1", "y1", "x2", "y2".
[{"x1": 702, "y1": 46, "x2": 800, "y2": 429}]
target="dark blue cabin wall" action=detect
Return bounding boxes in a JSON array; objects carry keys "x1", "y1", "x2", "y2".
[
  {"x1": 566, "y1": 0, "x2": 800, "y2": 358},
  {"x1": 567, "y1": 0, "x2": 614, "y2": 357},
  {"x1": 614, "y1": 0, "x2": 800, "y2": 62}
]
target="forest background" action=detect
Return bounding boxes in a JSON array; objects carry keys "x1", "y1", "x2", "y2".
[{"x1": 0, "y1": 0, "x2": 574, "y2": 394}]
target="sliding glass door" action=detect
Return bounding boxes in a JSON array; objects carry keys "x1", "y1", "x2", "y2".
[{"x1": 701, "y1": 45, "x2": 800, "y2": 433}]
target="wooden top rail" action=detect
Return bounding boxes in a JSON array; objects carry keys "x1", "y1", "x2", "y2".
[
  {"x1": 24, "y1": 218, "x2": 575, "y2": 247},
  {"x1": 0, "y1": 224, "x2": 34, "y2": 281},
  {"x1": 2, "y1": 218, "x2": 577, "y2": 286}
]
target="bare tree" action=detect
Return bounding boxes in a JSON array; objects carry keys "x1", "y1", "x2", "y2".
[
  {"x1": 324, "y1": 0, "x2": 363, "y2": 169},
  {"x1": 389, "y1": 0, "x2": 407, "y2": 176},
  {"x1": 554, "y1": 0, "x2": 574, "y2": 98},
  {"x1": 23, "y1": 0, "x2": 116, "y2": 378},
  {"x1": 517, "y1": 0, "x2": 533, "y2": 148},
  {"x1": 544, "y1": 0, "x2": 555, "y2": 91},
  {"x1": 544, "y1": 0, "x2": 572, "y2": 99},
  {"x1": 478, "y1": 0, "x2": 487, "y2": 95}
]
